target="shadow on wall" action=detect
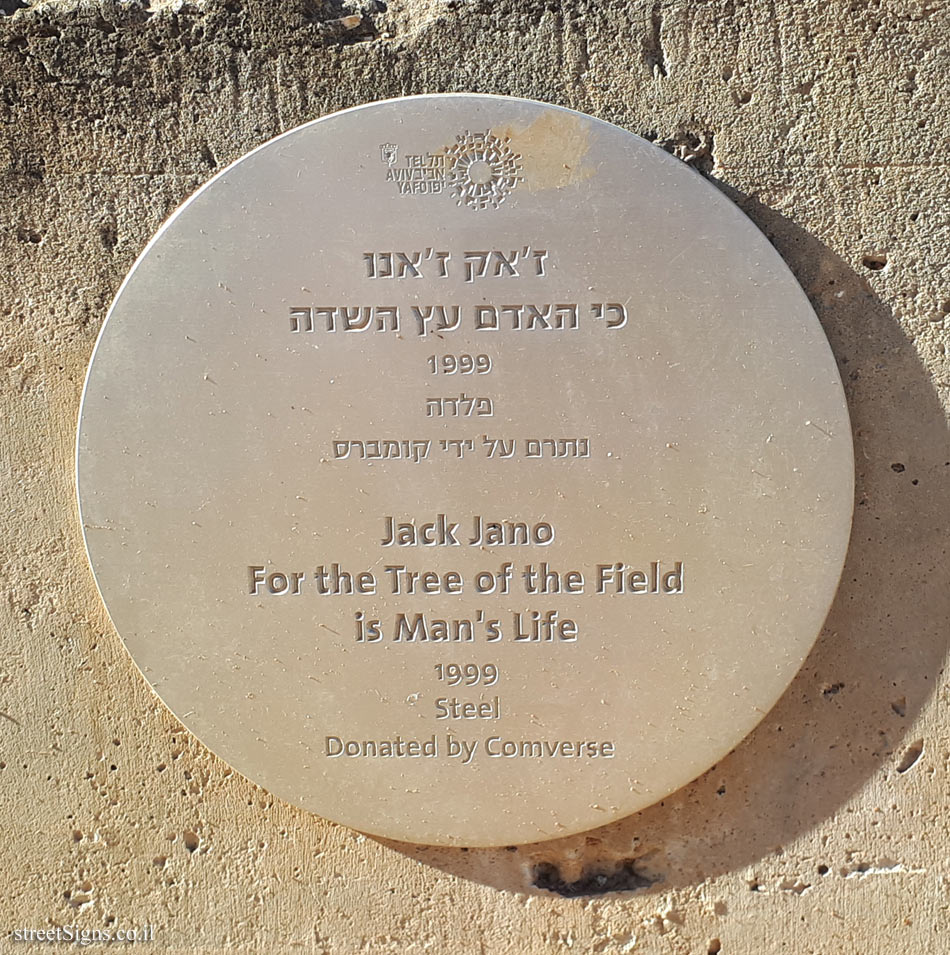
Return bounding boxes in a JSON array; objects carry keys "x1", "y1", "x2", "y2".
[{"x1": 375, "y1": 189, "x2": 950, "y2": 896}]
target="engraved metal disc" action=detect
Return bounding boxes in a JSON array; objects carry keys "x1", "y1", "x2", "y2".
[{"x1": 77, "y1": 95, "x2": 854, "y2": 846}]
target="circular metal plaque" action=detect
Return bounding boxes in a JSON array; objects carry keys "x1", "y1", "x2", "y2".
[{"x1": 77, "y1": 95, "x2": 853, "y2": 846}]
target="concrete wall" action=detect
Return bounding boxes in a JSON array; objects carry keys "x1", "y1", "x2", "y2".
[{"x1": 2, "y1": 0, "x2": 948, "y2": 951}]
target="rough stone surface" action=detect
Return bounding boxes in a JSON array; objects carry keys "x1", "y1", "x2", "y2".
[{"x1": 1, "y1": 0, "x2": 948, "y2": 952}]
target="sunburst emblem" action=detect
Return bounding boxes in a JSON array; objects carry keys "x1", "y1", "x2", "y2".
[{"x1": 444, "y1": 130, "x2": 524, "y2": 210}]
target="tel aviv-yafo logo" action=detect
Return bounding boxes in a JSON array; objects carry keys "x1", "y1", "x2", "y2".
[
  {"x1": 379, "y1": 130, "x2": 524, "y2": 210},
  {"x1": 444, "y1": 130, "x2": 524, "y2": 210}
]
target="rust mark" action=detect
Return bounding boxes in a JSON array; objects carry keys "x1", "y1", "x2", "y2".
[{"x1": 492, "y1": 111, "x2": 595, "y2": 193}]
